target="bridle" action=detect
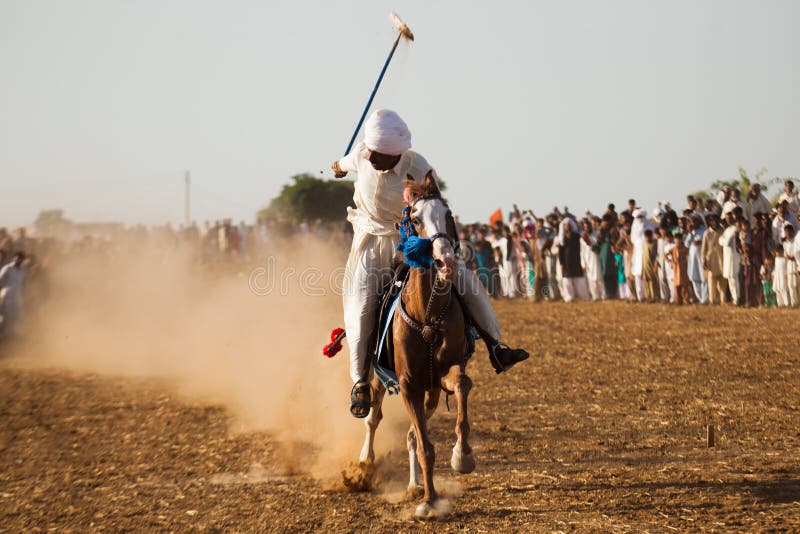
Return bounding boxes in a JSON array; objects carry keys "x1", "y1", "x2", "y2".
[
  {"x1": 401, "y1": 191, "x2": 458, "y2": 390},
  {"x1": 408, "y1": 194, "x2": 456, "y2": 249}
]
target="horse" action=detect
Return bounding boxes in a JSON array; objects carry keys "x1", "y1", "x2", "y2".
[{"x1": 358, "y1": 170, "x2": 475, "y2": 518}]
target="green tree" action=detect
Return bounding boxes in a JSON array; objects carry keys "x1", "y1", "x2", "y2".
[
  {"x1": 259, "y1": 174, "x2": 355, "y2": 223},
  {"x1": 707, "y1": 166, "x2": 779, "y2": 196},
  {"x1": 259, "y1": 172, "x2": 448, "y2": 224},
  {"x1": 691, "y1": 166, "x2": 787, "y2": 208}
]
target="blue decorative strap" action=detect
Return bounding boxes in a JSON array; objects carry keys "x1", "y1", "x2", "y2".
[
  {"x1": 397, "y1": 206, "x2": 433, "y2": 269},
  {"x1": 373, "y1": 294, "x2": 401, "y2": 396}
]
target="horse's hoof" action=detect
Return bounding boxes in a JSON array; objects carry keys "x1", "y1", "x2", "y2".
[
  {"x1": 451, "y1": 448, "x2": 476, "y2": 474},
  {"x1": 415, "y1": 499, "x2": 452, "y2": 518},
  {"x1": 415, "y1": 502, "x2": 435, "y2": 518},
  {"x1": 406, "y1": 484, "x2": 424, "y2": 499}
]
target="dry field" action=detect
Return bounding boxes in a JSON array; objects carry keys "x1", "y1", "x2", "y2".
[{"x1": 1, "y1": 301, "x2": 799, "y2": 532}]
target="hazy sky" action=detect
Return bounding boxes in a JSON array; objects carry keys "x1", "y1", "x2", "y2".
[{"x1": 2, "y1": 0, "x2": 799, "y2": 227}]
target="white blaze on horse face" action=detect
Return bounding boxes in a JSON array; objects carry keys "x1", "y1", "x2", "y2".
[{"x1": 413, "y1": 198, "x2": 456, "y2": 280}]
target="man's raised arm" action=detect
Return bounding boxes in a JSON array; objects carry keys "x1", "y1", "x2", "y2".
[{"x1": 331, "y1": 151, "x2": 359, "y2": 179}]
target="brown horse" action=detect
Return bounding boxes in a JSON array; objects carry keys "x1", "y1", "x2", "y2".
[{"x1": 358, "y1": 171, "x2": 475, "y2": 518}]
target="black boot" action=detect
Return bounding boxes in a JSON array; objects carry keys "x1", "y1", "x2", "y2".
[{"x1": 488, "y1": 342, "x2": 529, "y2": 374}]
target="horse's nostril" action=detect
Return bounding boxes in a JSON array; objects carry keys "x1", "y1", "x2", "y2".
[{"x1": 434, "y1": 259, "x2": 445, "y2": 270}]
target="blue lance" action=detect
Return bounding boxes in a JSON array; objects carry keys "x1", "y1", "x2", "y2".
[{"x1": 342, "y1": 12, "x2": 415, "y2": 157}]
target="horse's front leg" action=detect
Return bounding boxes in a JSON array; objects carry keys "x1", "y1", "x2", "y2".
[
  {"x1": 401, "y1": 384, "x2": 438, "y2": 517},
  {"x1": 442, "y1": 365, "x2": 475, "y2": 474},
  {"x1": 358, "y1": 377, "x2": 386, "y2": 464},
  {"x1": 406, "y1": 388, "x2": 440, "y2": 493}
]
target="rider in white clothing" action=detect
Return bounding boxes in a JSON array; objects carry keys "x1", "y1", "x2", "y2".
[{"x1": 332, "y1": 110, "x2": 528, "y2": 417}]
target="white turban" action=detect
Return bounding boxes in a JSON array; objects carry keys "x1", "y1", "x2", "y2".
[{"x1": 363, "y1": 109, "x2": 412, "y2": 156}]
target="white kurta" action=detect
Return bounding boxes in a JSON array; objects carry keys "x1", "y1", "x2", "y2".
[
  {"x1": 580, "y1": 233, "x2": 603, "y2": 300},
  {"x1": 493, "y1": 236, "x2": 513, "y2": 298},
  {"x1": 630, "y1": 217, "x2": 653, "y2": 277},
  {"x1": 0, "y1": 262, "x2": 26, "y2": 323},
  {"x1": 719, "y1": 226, "x2": 740, "y2": 279},
  {"x1": 779, "y1": 191, "x2": 800, "y2": 216},
  {"x1": 773, "y1": 256, "x2": 789, "y2": 307},
  {"x1": 784, "y1": 240, "x2": 799, "y2": 307},
  {"x1": 663, "y1": 242, "x2": 677, "y2": 303},
  {"x1": 686, "y1": 227, "x2": 705, "y2": 282},
  {"x1": 772, "y1": 214, "x2": 800, "y2": 244},
  {"x1": 722, "y1": 200, "x2": 749, "y2": 220},
  {"x1": 719, "y1": 225, "x2": 741, "y2": 303},
  {"x1": 337, "y1": 143, "x2": 500, "y2": 383},
  {"x1": 748, "y1": 194, "x2": 771, "y2": 223}
]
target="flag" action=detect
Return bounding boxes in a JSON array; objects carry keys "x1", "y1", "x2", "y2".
[{"x1": 489, "y1": 208, "x2": 503, "y2": 227}]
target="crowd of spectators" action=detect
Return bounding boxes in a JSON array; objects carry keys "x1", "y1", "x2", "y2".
[
  {"x1": 0, "y1": 217, "x2": 351, "y2": 340},
  {"x1": 457, "y1": 180, "x2": 800, "y2": 308},
  {"x1": 3, "y1": 180, "x2": 798, "y2": 340}
]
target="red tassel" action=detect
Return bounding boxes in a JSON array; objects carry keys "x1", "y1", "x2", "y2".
[{"x1": 323, "y1": 327, "x2": 346, "y2": 358}]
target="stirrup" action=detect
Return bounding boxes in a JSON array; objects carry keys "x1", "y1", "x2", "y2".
[
  {"x1": 489, "y1": 342, "x2": 529, "y2": 374},
  {"x1": 349, "y1": 381, "x2": 372, "y2": 419}
]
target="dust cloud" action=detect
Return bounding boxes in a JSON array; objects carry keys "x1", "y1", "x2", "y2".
[{"x1": 9, "y1": 238, "x2": 409, "y2": 479}]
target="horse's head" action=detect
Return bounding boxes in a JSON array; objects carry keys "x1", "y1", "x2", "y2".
[{"x1": 404, "y1": 170, "x2": 457, "y2": 281}]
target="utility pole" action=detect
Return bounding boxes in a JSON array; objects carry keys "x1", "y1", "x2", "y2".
[{"x1": 184, "y1": 170, "x2": 191, "y2": 227}]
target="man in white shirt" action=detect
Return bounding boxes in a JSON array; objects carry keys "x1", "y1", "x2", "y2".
[
  {"x1": 719, "y1": 213, "x2": 742, "y2": 305},
  {"x1": 0, "y1": 252, "x2": 26, "y2": 335},
  {"x1": 722, "y1": 188, "x2": 750, "y2": 222},
  {"x1": 686, "y1": 195, "x2": 707, "y2": 226},
  {"x1": 778, "y1": 180, "x2": 800, "y2": 216},
  {"x1": 701, "y1": 215, "x2": 727, "y2": 304},
  {"x1": 772, "y1": 201, "x2": 799, "y2": 244},
  {"x1": 746, "y1": 184, "x2": 772, "y2": 225},
  {"x1": 784, "y1": 225, "x2": 799, "y2": 307},
  {"x1": 630, "y1": 209, "x2": 654, "y2": 301},
  {"x1": 716, "y1": 186, "x2": 731, "y2": 211},
  {"x1": 580, "y1": 219, "x2": 603, "y2": 300},
  {"x1": 332, "y1": 109, "x2": 528, "y2": 417},
  {"x1": 686, "y1": 215, "x2": 707, "y2": 303}
]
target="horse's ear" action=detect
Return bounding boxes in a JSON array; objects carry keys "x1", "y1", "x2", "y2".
[
  {"x1": 404, "y1": 175, "x2": 416, "y2": 202},
  {"x1": 423, "y1": 169, "x2": 440, "y2": 195}
]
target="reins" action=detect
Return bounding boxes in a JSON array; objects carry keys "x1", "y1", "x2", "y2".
[{"x1": 399, "y1": 192, "x2": 457, "y2": 390}]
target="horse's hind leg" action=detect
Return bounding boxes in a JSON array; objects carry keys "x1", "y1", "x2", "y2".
[
  {"x1": 359, "y1": 378, "x2": 386, "y2": 464},
  {"x1": 406, "y1": 388, "x2": 440, "y2": 492},
  {"x1": 401, "y1": 385, "x2": 438, "y2": 516},
  {"x1": 442, "y1": 365, "x2": 475, "y2": 474}
]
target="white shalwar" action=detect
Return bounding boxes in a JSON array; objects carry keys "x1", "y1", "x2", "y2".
[
  {"x1": 784, "y1": 240, "x2": 799, "y2": 307},
  {"x1": 657, "y1": 238, "x2": 671, "y2": 302},
  {"x1": 663, "y1": 242, "x2": 677, "y2": 303},
  {"x1": 0, "y1": 262, "x2": 25, "y2": 331},
  {"x1": 337, "y1": 142, "x2": 501, "y2": 384},
  {"x1": 773, "y1": 256, "x2": 789, "y2": 307},
  {"x1": 719, "y1": 225, "x2": 741, "y2": 304},
  {"x1": 580, "y1": 233, "x2": 603, "y2": 300},
  {"x1": 630, "y1": 213, "x2": 653, "y2": 302},
  {"x1": 561, "y1": 276, "x2": 590, "y2": 303},
  {"x1": 686, "y1": 228, "x2": 708, "y2": 303}
]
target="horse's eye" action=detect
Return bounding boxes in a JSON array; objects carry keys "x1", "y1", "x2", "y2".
[{"x1": 411, "y1": 217, "x2": 421, "y2": 226}]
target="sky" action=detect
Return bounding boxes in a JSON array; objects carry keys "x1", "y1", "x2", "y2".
[{"x1": 1, "y1": 0, "x2": 799, "y2": 227}]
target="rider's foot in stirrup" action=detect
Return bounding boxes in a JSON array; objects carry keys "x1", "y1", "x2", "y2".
[
  {"x1": 349, "y1": 381, "x2": 372, "y2": 418},
  {"x1": 489, "y1": 343, "x2": 529, "y2": 374}
]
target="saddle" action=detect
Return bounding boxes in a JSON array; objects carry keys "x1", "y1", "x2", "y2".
[{"x1": 367, "y1": 262, "x2": 409, "y2": 395}]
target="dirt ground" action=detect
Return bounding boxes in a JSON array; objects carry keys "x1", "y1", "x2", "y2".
[{"x1": 1, "y1": 300, "x2": 799, "y2": 532}]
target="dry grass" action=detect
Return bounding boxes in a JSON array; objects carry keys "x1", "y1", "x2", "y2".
[{"x1": 1, "y1": 300, "x2": 799, "y2": 532}]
